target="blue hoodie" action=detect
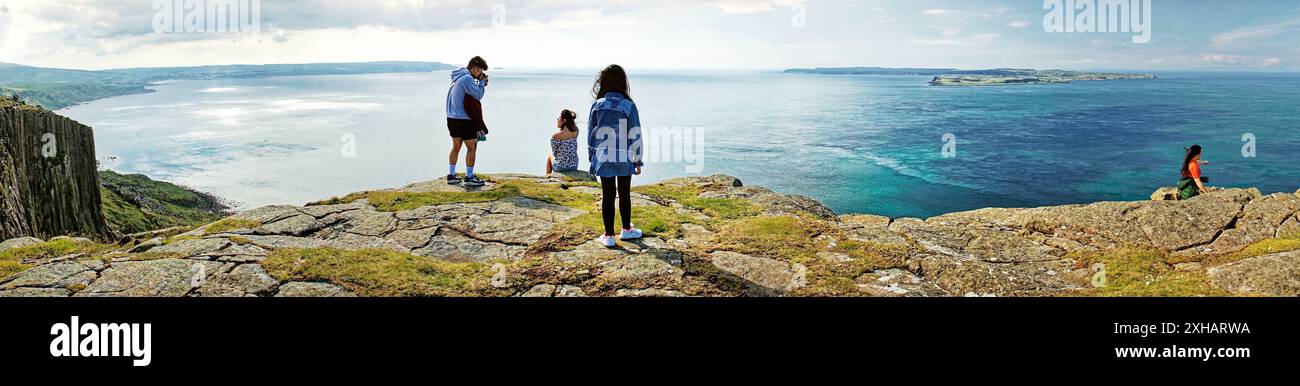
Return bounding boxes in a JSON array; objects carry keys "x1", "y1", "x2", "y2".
[{"x1": 445, "y1": 68, "x2": 485, "y2": 120}]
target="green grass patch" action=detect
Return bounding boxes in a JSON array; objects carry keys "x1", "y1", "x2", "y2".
[
  {"x1": 99, "y1": 170, "x2": 229, "y2": 235},
  {"x1": 353, "y1": 180, "x2": 598, "y2": 212},
  {"x1": 634, "y1": 185, "x2": 761, "y2": 220},
  {"x1": 307, "y1": 192, "x2": 369, "y2": 207},
  {"x1": 712, "y1": 215, "x2": 840, "y2": 264},
  {"x1": 565, "y1": 205, "x2": 700, "y2": 239},
  {"x1": 262, "y1": 248, "x2": 495, "y2": 297},
  {"x1": 129, "y1": 252, "x2": 186, "y2": 262},
  {"x1": 1230, "y1": 234, "x2": 1300, "y2": 260},
  {"x1": 202, "y1": 219, "x2": 262, "y2": 235},
  {"x1": 0, "y1": 261, "x2": 28, "y2": 284},
  {"x1": 1070, "y1": 248, "x2": 1227, "y2": 297},
  {"x1": 0, "y1": 239, "x2": 119, "y2": 281},
  {"x1": 796, "y1": 240, "x2": 913, "y2": 296}
]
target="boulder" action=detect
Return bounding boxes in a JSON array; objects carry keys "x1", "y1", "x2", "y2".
[
  {"x1": 1279, "y1": 216, "x2": 1300, "y2": 239},
  {"x1": 1208, "y1": 250, "x2": 1300, "y2": 296},
  {"x1": 660, "y1": 174, "x2": 743, "y2": 190},
  {"x1": 1151, "y1": 187, "x2": 1179, "y2": 201},
  {"x1": 709, "y1": 251, "x2": 806, "y2": 296},
  {"x1": 555, "y1": 285, "x2": 586, "y2": 297},
  {"x1": 519, "y1": 284, "x2": 557, "y2": 297},
  {"x1": 0, "y1": 237, "x2": 42, "y2": 252},
  {"x1": 49, "y1": 236, "x2": 94, "y2": 244},
  {"x1": 128, "y1": 237, "x2": 164, "y2": 253},
  {"x1": 256, "y1": 214, "x2": 326, "y2": 236},
  {"x1": 194, "y1": 264, "x2": 280, "y2": 297}
]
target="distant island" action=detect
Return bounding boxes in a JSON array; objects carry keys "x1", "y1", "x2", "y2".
[
  {"x1": 0, "y1": 61, "x2": 457, "y2": 110},
  {"x1": 782, "y1": 67, "x2": 1155, "y2": 86}
]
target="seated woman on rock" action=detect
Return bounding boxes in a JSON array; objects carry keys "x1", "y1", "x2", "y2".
[
  {"x1": 547, "y1": 109, "x2": 580, "y2": 174},
  {"x1": 1178, "y1": 144, "x2": 1211, "y2": 200}
]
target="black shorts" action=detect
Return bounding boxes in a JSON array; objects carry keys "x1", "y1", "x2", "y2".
[{"x1": 447, "y1": 118, "x2": 478, "y2": 141}]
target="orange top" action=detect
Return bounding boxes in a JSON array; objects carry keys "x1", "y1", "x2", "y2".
[{"x1": 1183, "y1": 161, "x2": 1201, "y2": 179}]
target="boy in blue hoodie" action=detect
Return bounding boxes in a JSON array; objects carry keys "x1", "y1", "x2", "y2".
[{"x1": 445, "y1": 56, "x2": 489, "y2": 187}]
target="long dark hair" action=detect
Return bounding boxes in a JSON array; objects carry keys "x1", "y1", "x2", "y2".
[
  {"x1": 593, "y1": 64, "x2": 631, "y2": 100},
  {"x1": 1181, "y1": 145, "x2": 1202, "y2": 176},
  {"x1": 560, "y1": 109, "x2": 578, "y2": 132}
]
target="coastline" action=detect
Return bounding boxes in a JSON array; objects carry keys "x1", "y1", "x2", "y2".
[{"x1": 4, "y1": 172, "x2": 1297, "y2": 298}]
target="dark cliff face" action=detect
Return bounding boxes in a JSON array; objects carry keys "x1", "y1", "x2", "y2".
[{"x1": 0, "y1": 97, "x2": 109, "y2": 240}]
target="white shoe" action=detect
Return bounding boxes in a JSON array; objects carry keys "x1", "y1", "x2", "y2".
[
  {"x1": 599, "y1": 234, "x2": 617, "y2": 248},
  {"x1": 619, "y1": 227, "x2": 644, "y2": 241}
]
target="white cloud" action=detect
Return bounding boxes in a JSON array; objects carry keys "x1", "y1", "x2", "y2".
[
  {"x1": 1208, "y1": 16, "x2": 1300, "y2": 51},
  {"x1": 1199, "y1": 54, "x2": 1241, "y2": 64},
  {"x1": 711, "y1": 0, "x2": 803, "y2": 14},
  {"x1": 1008, "y1": 21, "x2": 1029, "y2": 29},
  {"x1": 1262, "y1": 57, "x2": 1282, "y2": 66},
  {"x1": 916, "y1": 33, "x2": 1001, "y2": 46},
  {"x1": 921, "y1": 9, "x2": 956, "y2": 15}
]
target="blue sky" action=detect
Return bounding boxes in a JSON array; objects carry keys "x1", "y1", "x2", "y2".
[{"x1": 0, "y1": 0, "x2": 1296, "y2": 71}]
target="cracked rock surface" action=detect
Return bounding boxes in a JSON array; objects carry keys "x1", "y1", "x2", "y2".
[{"x1": 3, "y1": 174, "x2": 1297, "y2": 297}]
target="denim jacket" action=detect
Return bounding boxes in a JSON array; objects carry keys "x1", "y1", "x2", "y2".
[{"x1": 587, "y1": 92, "x2": 643, "y2": 178}]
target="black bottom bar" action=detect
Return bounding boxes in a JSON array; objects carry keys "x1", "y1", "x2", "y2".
[{"x1": 2, "y1": 298, "x2": 1291, "y2": 373}]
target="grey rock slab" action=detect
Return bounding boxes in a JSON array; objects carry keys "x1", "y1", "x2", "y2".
[
  {"x1": 77, "y1": 259, "x2": 225, "y2": 297},
  {"x1": 276, "y1": 282, "x2": 358, "y2": 297},
  {"x1": 1209, "y1": 250, "x2": 1300, "y2": 296}
]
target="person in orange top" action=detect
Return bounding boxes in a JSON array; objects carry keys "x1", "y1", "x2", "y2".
[{"x1": 1178, "y1": 145, "x2": 1210, "y2": 200}]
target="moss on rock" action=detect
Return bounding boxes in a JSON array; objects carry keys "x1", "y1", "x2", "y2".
[
  {"x1": 1068, "y1": 248, "x2": 1227, "y2": 297},
  {"x1": 262, "y1": 247, "x2": 500, "y2": 297},
  {"x1": 0, "y1": 238, "x2": 118, "y2": 281}
]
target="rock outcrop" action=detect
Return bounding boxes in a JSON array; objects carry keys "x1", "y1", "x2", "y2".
[
  {"x1": 2, "y1": 173, "x2": 1297, "y2": 297},
  {"x1": 1, "y1": 97, "x2": 109, "y2": 240}
]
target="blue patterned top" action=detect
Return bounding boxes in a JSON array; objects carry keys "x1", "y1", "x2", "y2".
[{"x1": 551, "y1": 137, "x2": 579, "y2": 172}]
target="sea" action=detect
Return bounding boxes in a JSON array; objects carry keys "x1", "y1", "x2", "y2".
[{"x1": 59, "y1": 70, "x2": 1300, "y2": 218}]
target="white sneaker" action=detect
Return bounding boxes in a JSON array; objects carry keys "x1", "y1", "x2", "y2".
[
  {"x1": 619, "y1": 227, "x2": 644, "y2": 241},
  {"x1": 599, "y1": 234, "x2": 617, "y2": 248}
]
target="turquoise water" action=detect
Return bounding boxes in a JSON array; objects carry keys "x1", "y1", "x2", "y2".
[{"x1": 59, "y1": 70, "x2": 1300, "y2": 218}]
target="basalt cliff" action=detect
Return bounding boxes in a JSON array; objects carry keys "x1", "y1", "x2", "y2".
[
  {"x1": 0, "y1": 97, "x2": 109, "y2": 241},
  {"x1": 3, "y1": 172, "x2": 1297, "y2": 298}
]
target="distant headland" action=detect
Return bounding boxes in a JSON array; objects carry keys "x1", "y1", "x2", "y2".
[
  {"x1": 782, "y1": 67, "x2": 1156, "y2": 86},
  {"x1": 0, "y1": 61, "x2": 457, "y2": 110}
]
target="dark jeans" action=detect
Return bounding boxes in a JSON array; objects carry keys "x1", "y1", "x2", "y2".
[{"x1": 600, "y1": 176, "x2": 633, "y2": 236}]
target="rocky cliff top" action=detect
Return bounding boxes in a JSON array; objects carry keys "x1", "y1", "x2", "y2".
[
  {"x1": 0, "y1": 95, "x2": 49, "y2": 112},
  {"x1": 3, "y1": 173, "x2": 1298, "y2": 298}
]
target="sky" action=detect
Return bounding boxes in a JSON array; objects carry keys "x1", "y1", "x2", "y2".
[{"x1": 0, "y1": 0, "x2": 1297, "y2": 71}]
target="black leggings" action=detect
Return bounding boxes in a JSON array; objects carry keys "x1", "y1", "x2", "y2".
[{"x1": 600, "y1": 176, "x2": 633, "y2": 236}]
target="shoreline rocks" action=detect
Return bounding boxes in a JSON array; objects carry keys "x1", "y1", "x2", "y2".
[{"x1": 3, "y1": 174, "x2": 1298, "y2": 298}]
